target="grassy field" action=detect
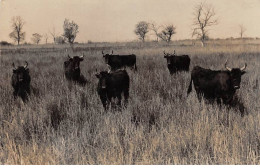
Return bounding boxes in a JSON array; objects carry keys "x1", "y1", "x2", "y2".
[{"x1": 0, "y1": 39, "x2": 259, "y2": 164}]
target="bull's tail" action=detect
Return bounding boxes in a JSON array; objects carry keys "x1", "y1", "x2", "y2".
[
  {"x1": 134, "y1": 63, "x2": 137, "y2": 71},
  {"x1": 187, "y1": 77, "x2": 193, "y2": 95}
]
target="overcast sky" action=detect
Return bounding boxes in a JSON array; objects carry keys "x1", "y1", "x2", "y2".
[{"x1": 0, "y1": 0, "x2": 260, "y2": 43}]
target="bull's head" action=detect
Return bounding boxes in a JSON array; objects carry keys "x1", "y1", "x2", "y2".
[
  {"x1": 95, "y1": 71, "x2": 110, "y2": 89},
  {"x1": 163, "y1": 51, "x2": 172, "y2": 65},
  {"x1": 102, "y1": 50, "x2": 113, "y2": 64},
  {"x1": 225, "y1": 61, "x2": 247, "y2": 89},
  {"x1": 12, "y1": 61, "x2": 29, "y2": 82},
  {"x1": 64, "y1": 54, "x2": 84, "y2": 71}
]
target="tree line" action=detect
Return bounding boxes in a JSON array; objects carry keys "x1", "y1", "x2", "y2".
[
  {"x1": 7, "y1": 2, "x2": 248, "y2": 46},
  {"x1": 9, "y1": 17, "x2": 79, "y2": 45}
]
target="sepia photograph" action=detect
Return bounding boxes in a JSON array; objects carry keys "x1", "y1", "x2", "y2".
[{"x1": 0, "y1": 0, "x2": 259, "y2": 165}]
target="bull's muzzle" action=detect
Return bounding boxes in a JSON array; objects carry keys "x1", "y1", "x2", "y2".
[{"x1": 234, "y1": 86, "x2": 240, "y2": 89}]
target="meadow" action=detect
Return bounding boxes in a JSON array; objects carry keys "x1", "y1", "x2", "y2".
[{"x1": 0, "y1": 39, "x2": 259, "y2": 164}]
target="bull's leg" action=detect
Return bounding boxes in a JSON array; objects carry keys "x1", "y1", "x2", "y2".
[
  {"x1": 116, "y1": 93, "x2": 122, "y2": 108},
  {"x1": 123, "y1": 89, "x2": 129, "y2": 107},
  {"x1": 13, "y1": 90, "x2": 18, "y2": 100},
  {"x1": 230, "y1": 96, "x2": 247, "y2": 117},
  {"x1": 99, "y1": 94, "x2": 108, "y2": 111},
  {"x1": 100, "y1": 97, "x2": 107, "y2": 110}
]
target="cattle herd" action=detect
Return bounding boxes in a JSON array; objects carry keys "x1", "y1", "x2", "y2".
[{"x1": 11, "y1": 50, "x2": 247, "y2": 117}]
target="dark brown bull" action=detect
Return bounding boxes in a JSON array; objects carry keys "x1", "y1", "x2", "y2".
[
  {"x1": 102, "y1": 50, "x2": 137, "y2": 71},
  {"x1": 187, "y1": 61, "x2": 247, "y2": 116},
  {"x1": 164, "y1": 50, "x2": 190, "y2": 74},
  {"x1": 64, "y1": 54, "x2": 87, "y2": 86},
  {"x1": 96, "y1": 70, "x2": 130, "y2": 110},
  {"x1": 11, "y1": 62, "x2": 31, "y2": 101}
]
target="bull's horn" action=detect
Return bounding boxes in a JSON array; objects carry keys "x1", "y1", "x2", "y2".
[
  {"x1": 163, "y1": 50, "x2": 166, "y2": 55},
  {"x1": 225, "y1": 60, "x2": 232, "y2": 71},
  {"x1": 68, "y1": 54, "x2": 71, "y2": 59},
  {"x1": 24, "y1": 61, "x2": 28, "y2": 69},
  {"x1": 240, "y1": 63, "x2": 247, "y2": 71},
  {"x1": 111, "y1": 50, "x2": 113, "y2": 54},
  {"x1": 12, "y1": 63, "x2": 16, "y2": 70},
  {"x1": 102, "y1": 51, "x2": 104, "y2": 55},
  {"x1": 79, "y1": 53, "x2": 84, "y2": 58},
  {"x1": 173, "y1": 50, "x2": 176, "y2": 55}
]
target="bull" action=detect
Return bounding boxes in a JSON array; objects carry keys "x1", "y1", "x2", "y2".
[
  {"x1": 11, "y1": 61, "x2": 31, "y2": 101},
  {"x1": 164, "y1": 50, "x2": 190, "y2": 74},
  {"x1": 96, "y1": 70, "x2": 130, "y2": 110},
  {"x1": 64, "y1": 54, "x2": 87, "y2": 86},
  {"x1": 102, "y1": 50, "x2": 137, "y2": 71},
  {"x1": 187, "y1": 61, "x2": 247, "y2": 116}
]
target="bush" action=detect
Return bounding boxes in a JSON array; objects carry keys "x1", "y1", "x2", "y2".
[{"x1": 0, "y1": 41, "x2": 12, "y2": 46}]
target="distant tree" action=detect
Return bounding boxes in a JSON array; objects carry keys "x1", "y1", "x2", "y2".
[
  {"x1": 9, "y1": 16, "x2": 26, "y2": 45},
  {"x1": 49, "y1": 27, "x2": 57, "y2": 44},
  {"x1": 149, "y1": 22, "x2": 162, "y2": 42},
  {"x1": 192, "y1": 2, "x2": 218, "y2": 47},
  {"x1": 63, "y1": 19, "x2": 79, "y2": 44},
  {"x1": 31, "y1": 33, "x2": 42, "y2": 45},
  {"x1": 55, "y1": 36, "x2": 66, "y2": 44},
  {"x1": 239, "y1": 24, "x2": 246, "y2": 38},
  {"x1": 43, "y1": 33, "x2": 49, "y2": 44},
  {"x1": 158, "y1": 25, "x2": 176, "y2": 43},
  {"x1": 134, "y1": 21, "x2": 149, "y2": 42}
]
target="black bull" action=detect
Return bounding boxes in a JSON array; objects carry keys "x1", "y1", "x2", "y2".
[
  {"x1": 96, "y1": 70, "x2": 130, "y2": 110},
  {"x1": 187, "y1": 62, "x2": 247, "y2": 116},
  {"x1": 102, "y1": 51, "x2": 137, "y2": 71},
  {"x1": 11, "y1": 61, "x2": 31, "y2": 101},
  {"x1": 64, "y1": 54, "x2": 87, "y2": 86},
  {"x1": 164, "y1": 51, "x2": 190, "y2": 74}
]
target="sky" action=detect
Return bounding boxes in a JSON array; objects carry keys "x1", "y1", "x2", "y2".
[{"x1": 0, "y1": 0, "x2": 260, "y2": 43}]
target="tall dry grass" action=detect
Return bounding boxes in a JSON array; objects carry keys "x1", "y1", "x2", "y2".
[{"x1": 0, "y1": 40, "x2": 259, "y2": 164}]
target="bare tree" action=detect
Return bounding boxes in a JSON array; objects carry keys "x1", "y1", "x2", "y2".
[
  {"x1": 134, "y1": 21, "x2": 149, "y2": 42},
  {"x1": 49, "y1": 27, "x2": 57, "y2": 44},
  {"x1": 63, "y1": 18, "x2": 79, "y2": 44},
  {"x1": 9, "y1": 16, "x2": 26, "y2": 45},
  {"x1": 149, "y1": 22, "x2": 162, "y2": 42},
  {"x1": 158, "y1": 25, "x2": 176, "y2": 43},
  {"x1": 31, "y1": 33, "x2": 42, "y2": 45},
  {"x1": 239, "y1": 24, "x2": 246, "y2": 39},
  {"x1": 43, "y1": 33, "x2": 48, "y2": 44},
  {"x1": 192, "y1": 2, "x2": 218, "y2": 46}
]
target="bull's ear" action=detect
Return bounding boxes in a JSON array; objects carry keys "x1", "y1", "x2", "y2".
[
  {"x1": 241, "y1": 71, "x2": 246, "y2": 75},
  {"x1": 13, "y1": 69, "x2": 17, "y2": 73},
  {"x1": 26, "y1": 68, "x2": 30, "y2": 73},
  {"x1": 95, "y1": 74, "x2": 100, "y2": 78}
]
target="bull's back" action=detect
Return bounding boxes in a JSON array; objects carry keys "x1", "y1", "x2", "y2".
[
  {"x1": 122, "y1": 55, "x2": 136, "y2": 66},
  {"x1": 191, "y1": 67, "x2": 230, "y2": 92},
  {"x1": 109, "y1": 70, "x2": 129, "y2": 89}
]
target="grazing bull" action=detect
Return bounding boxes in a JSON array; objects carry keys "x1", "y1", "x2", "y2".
[
  {"x1": 11, "y1": 62, "x2": 31, "y2": 101},
  {"x1": 64, "y1": 54, "x2": 87, "y2": 86},
  {"x1": 164, "y1": 50, "x2": 190, "y2": 74},
  {"x1": 96, "y1": 70, "x2": 130, "y2": 110},
  {"x1": 187, "y1": 61, "x2": 247, "y2": 116},
  {"x1": 102, "y1": 51, "x2": 137, "y2": 71}
]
